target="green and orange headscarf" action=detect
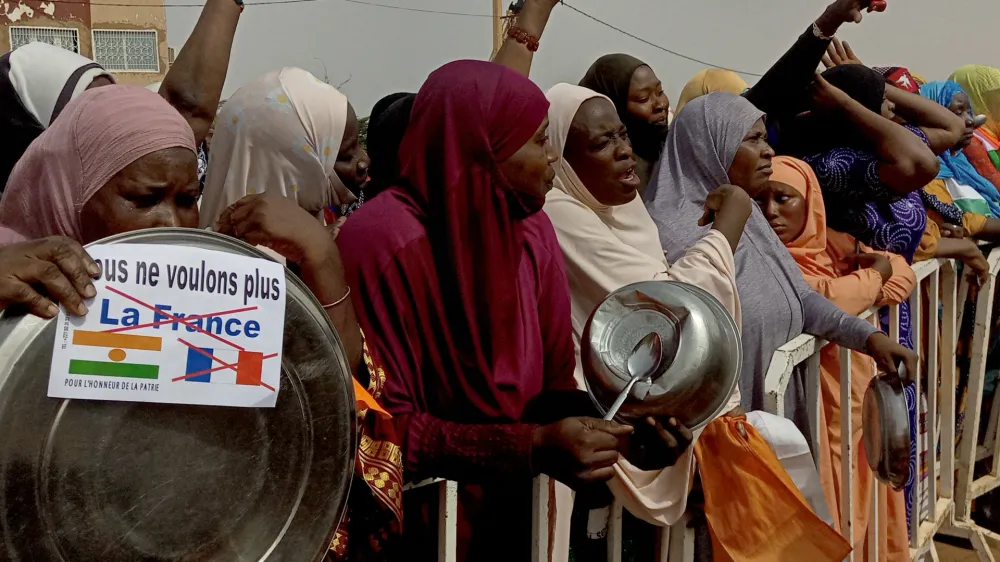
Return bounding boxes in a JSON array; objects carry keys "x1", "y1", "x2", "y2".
[{"x1": 951, "y1": 65, "x2": 1000, "y2": 170}]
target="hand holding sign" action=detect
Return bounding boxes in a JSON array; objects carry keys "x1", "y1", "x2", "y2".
[{"x1": 0, "y1": 236, "x2": 100, "y2": 318}]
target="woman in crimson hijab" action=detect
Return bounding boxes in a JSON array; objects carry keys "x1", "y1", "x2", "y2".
[{"x1": 337, "y1": 60, "x2": 634, "y2": 560}]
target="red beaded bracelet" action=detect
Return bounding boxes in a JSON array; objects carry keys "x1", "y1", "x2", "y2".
[{"x1": 507, "y1": 26, "x2": 540, "y2": 52}]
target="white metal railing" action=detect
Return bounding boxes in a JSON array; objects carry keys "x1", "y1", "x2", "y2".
[
  {"x1": 402, "y1": 250, "x2": 1000, "y2": 561},
  {"x1": 763, "y1": 258, "x2": 960, "y2": 561},
  {"x1": 945, "y1": 247, "x2": 1000, "y2": 559}
]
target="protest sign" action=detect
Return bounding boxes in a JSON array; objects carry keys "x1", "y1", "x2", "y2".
[{"x1": 48, "y1": 244, "x2": 286, "y2": 408}]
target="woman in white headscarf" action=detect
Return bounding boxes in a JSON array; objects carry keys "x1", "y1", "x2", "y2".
[
  {"x1": 200, "y1": 67, "x2": 369, "y2": 232},
  {"x1": 542, "y1": 83, "x2": 854, "y2": 562},
  {"x1": 0, "y1": 42, "x2": 115, "y2": 190},
  {"x1": 543, "y1": 83, "x2": 746, "y2": 390},
  {"x1": 541, "y1": 82, "x2": 745, "y2": 555},
  {"x1": 200, "y1": 68, "x2": 399, "y2": 561},
  {"x1": 1, "y1": 0, "x2": 243, "y2": 194}
]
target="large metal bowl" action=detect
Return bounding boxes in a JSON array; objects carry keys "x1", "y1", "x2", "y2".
[
  {"x1": 581, "y1": 281, "x2": 742, "y2": 429},
  {"x1": 0, "y1": 229, "x2": 357, "y2": 562}
]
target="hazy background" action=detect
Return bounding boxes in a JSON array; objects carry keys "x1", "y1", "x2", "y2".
[{"x1": 165, "y1": 0, "x2": 999, "y2": 117}]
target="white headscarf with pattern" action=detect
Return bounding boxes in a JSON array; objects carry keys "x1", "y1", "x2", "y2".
[{"x1": 199, "y1": 67, "x2": 357, "y2": 228}]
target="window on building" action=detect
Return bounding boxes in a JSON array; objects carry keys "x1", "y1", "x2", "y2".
[
  {"x1": 9, "y1": 27, "x2": 80, "y2": 53},
  {"x1": 92, "y1": 29, "x2": 159, "y2": 72}
]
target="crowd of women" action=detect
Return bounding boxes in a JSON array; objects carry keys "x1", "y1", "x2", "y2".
[{"x1": 2, "y1": 0, "x2": 1000, "y2": 559}]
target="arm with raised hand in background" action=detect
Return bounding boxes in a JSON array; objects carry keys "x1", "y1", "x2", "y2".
[
  {"x1": 159, "y1": 0, "x2": 241, "y2": 146},
  {"x1": 745, "y1": 0, "x2": 880, "y2": 117},
  {"x1": 492, "y1": 0, "x2": 558, "y2": 77}
]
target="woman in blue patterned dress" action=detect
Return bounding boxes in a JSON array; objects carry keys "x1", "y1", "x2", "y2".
[{"x1": 784, "y1": 60, "x2": 966, "y2": 534}]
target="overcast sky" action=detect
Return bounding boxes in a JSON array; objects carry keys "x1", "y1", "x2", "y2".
[{"x1": 165, "y1": 0, "x2": 999, "y2": 117}]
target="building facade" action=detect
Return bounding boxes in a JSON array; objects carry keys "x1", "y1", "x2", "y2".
[{"x1": 1, "y1": 0, "x2": 169, "y2": 86}]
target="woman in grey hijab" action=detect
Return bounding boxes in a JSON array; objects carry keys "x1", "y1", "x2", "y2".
[{"x1": 644, "y1": 92, "x2": 916, "y2": 431}]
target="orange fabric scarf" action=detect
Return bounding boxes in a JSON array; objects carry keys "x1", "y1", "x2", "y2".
[{"x1": 695, "y1": 415, "x2": 852, "y2": 562}]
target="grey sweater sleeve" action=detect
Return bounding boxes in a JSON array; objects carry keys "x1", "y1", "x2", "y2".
[{"x1": 801, "y1": 288, "x2": 878, "y2": 351}]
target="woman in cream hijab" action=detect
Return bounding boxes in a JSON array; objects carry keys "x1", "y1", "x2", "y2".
[
  {"x1": 543, "y1": 84, "x2": 850, "y2": 561},
  {"x1": 199, "y1": 67, "x2": 369, "y2": 233},
  {"x1": 542, "y1": 82, "x2": 746, "y2": 404},
  {"x1": 542, "y1": 81, "x2": 743, "y2": 554}
]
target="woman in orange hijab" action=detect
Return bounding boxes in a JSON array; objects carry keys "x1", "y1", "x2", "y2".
[{"x1": 754, "y1": 156, "x2": 914, "y2": 561}]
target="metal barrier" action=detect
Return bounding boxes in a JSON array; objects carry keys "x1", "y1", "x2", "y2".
[
  {"x1": 943, "y1": 247, "x2": 1000, "y2": 560},
  {"x1": 403, "y1": 251, "x2": 1000, "y2": 562},
  {"x1": 763, "y1": 258, "x2": 960, "y2": 560}
]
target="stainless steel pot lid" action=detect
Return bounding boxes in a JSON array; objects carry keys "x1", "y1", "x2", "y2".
[
  {"x1": 581, "y1": 281, "x2": 742, "y2": 429},
  {"x1": 0, "y1": 229, "x2": 356, "y2": 561},
  {"x1": 863, "y1": 366, "x2": 911, "y2": 491}
]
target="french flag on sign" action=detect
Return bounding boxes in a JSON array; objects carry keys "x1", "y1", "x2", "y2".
[{"x1": 183, "y1": 346, "x2": 263, "y2": 387}]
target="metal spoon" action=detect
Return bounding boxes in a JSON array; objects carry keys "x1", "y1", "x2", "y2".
[{"x1": 603, "y1": 332, "x2": 663, "y2": 421}]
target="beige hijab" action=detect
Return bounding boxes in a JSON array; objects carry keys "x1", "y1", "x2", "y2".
[
  {"x1": 199, "y1": 67, "x2": 357, "y2": 228},
  {"x1": 544, "y1": 83, "x2": 676, "y2": 353},
  {"x1": 543, "y1": 83, "x2": 742, "y2": 529},
  {"x1": 543, "y1": 83, "x2": 741, "y2": 381}
]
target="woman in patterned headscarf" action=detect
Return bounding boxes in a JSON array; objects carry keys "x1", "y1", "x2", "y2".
[
  {"x1": 951, "y1": 65, "x2": 1000, "y2": 172},
  {"x1": 200, "y1": 67, "x2": 370, "y2": 235},
  {"x1": 920, "y1": 81, "x2": 1000, "y2": 217},
  {"x1": 198, "y1": 67, "x2": 403, "y2": 561}
]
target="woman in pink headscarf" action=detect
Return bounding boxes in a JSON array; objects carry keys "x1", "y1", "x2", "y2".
[
  {"x1": 0, "y1": 82, "x2": 411, "y2": 562},
  {"x1": 0, "y1": 84, "x2": 199, "y2": 318},
  {"x1": 0, "y1": 85, "x2": 360, "y2": 367}
]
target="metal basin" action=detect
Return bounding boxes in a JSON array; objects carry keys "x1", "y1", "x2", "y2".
[
  {"x1": 863, "y1": 372, "x2": 911, "y2": 490},
  {"x1": 581, "y1": 281, "x2": 742, "y2": 429},
  {"x1": 0, "y1": 228, "x2": 357, "y2": 562}
]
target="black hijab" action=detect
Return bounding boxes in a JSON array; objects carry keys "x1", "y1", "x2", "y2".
[
  {"x1": 365, "y1": 92, "x2": 415, "y2": 199},
  {"x1": 781, "y1": 65, "x2": 887, "y2": 157},
  {"x1": 822, "y1": 64, "x2": 886, "y2": 114},
  {"x1": 579, "y1": 54, "x2": 667, "y2": 162}
]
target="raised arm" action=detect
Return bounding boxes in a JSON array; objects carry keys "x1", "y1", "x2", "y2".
[
  {"x1": 811, "y1": 74, "x2": 939, "y2": 193},
  {"x1": 820, "y1": 37, "x2": 960, "y2": 169},
  {"x1": 159, "y1": 0, "x2": 240, "y2": 145},
  {"x1": 746, "y1": 0, "x2": 873, "y2": 116},
  {"x1": 886, "y1": 85, "x2": 965, "y2": 155},
  {"x1": 492, "y1": 0, "x2": 558, "y2": 78}
]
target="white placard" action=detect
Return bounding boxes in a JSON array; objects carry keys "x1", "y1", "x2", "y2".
[{"x1": 48, "y1": 243, "x2": 286, "y2": 408}]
